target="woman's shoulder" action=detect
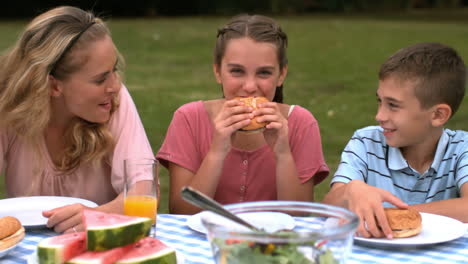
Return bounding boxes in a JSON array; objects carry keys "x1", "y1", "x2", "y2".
[{"x1": 0, "y1": 127, "x2": 19, "y2": 152}]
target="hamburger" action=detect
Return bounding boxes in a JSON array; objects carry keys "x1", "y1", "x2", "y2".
[
  {"x1": 235, "y1": 96, "x2": 269, "y2": 132},
  {"x1": 0, "y1": 216, "x2": 25, "y2": 250},
  {"x1": 384, "y1": 208, "x2": 422, "y2": 238}
]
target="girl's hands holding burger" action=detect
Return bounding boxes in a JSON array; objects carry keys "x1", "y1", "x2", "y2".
[
  {"x1": 211, "y1": 99, "x2": 253, "y2": 157},
  {"x1": 233, "y1": 96, "x2": 290, "y2": 157},
  {"x1": 253, "y1": 100, "x2": 290, "y2": 157}
]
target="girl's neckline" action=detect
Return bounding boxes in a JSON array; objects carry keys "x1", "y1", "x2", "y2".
[{"x1": 230, "y1": 143, "x2": 270, "y2": 154}]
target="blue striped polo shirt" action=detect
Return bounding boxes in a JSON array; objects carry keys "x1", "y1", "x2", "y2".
[{"x1": 331, "y1": 126, "x2": 468, "y2": 205}]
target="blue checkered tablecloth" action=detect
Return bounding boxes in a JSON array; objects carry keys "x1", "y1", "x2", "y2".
[{"x1": 2, "y1": 214, "x2": 468, "y2": 264}]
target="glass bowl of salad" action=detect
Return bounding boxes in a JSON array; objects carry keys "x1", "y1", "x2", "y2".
[{"x1": 201, "y1": 201, "x2": 358, "y2": 264}]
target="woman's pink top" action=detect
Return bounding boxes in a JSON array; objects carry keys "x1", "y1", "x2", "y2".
[
  {"x1": 0, "y1": 85, "x2": 154, "y2": 205},
  {"x1": 157, "y1": 101, "x2": 329, "y2": 204}
]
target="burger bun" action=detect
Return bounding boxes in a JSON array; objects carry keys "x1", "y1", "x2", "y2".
[
  {"x1": 0, "y1": 216, "x2": 25, "y2": 250},
  {"x1": 235, "y1": 96, "x2": 269, "y2": 132},
  {"x1": 384, "y1": 208, "x2": 422, "y2": 238},
  {"x1": 391, "y1": 226, "x2": 422, "y2": 238}
]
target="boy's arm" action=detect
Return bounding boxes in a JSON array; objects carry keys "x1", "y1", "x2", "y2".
[
  {"x1": 324, "y1": 128, "x2": 408, "y2": 238},
  {"x1": 323, "y1": 180, "x2": 408, "y2": 239},
  {"x1": 410, "y1": 182, "x2": 468, "y2": 222}
]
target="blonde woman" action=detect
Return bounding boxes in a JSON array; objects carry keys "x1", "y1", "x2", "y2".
[{"x1": 0, "y1": 6, "x2": 154, "y2": 233}]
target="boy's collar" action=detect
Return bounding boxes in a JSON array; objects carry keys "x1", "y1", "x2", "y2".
[
  {"x1": 387, "y1": 147, "x2": 407, "y2": 171},
  {"x1": 430, "y1": 130, "x2": 449, "y2": 172},
  {"x1": 387, "y1": 130, "x2": 449, "y2": 172}
]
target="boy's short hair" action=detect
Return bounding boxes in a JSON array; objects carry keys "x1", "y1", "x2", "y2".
[{"x1": 379, "y1": 42, "x2": 466, "y2": 117}]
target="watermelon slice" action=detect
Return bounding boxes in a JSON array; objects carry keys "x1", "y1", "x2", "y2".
[
  {"x1": 83, "y1": 210, "x2": 152, "y2": 251},
  {"x1": 37, "y1": 232, "x2": 86, "y2": 264},
  {"x1": 66, "y1": 243, "x2": 133, "y2": 264},
  {"x1": 116, "y1": 237, "x2": 177, "y2": 264}
]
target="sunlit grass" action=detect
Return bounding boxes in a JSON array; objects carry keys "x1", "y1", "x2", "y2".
[{"x1": 1, "y1": 10, "x2": 468, "y2": 213}]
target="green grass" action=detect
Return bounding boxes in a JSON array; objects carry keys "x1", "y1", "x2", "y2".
[{"x1": 1, "y1": 10, "x2": 468, "y2": 214}]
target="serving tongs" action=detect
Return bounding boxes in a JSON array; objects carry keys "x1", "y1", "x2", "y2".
[{"x1": 181, "y1": 186, "x2": 261, "y2": 232}]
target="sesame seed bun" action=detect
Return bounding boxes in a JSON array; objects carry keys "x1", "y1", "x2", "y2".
[
  {"x1": 384, "y1": 208, "x2": 422, "y2": 238},
  {"x1": 235, "y1": 96, "x2": 269, "y2": 132}
]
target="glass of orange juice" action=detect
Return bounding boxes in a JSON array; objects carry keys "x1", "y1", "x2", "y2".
[{"x1": 124, "y1": 158, "x2": 159, "y2": 235}]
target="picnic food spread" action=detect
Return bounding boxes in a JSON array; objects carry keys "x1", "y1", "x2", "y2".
[
  {"x1": 235, "y1": 96, "x2": 269, "y2": 132},
  {"x1": 0, "y1": 216, "x2": 25, "y2": 250},
  {"x1": 37, "y1": 210, "x2": 176, "y2": 264},
  {"x1": 384, "y1": 208, "x2": 422, "y2": 238}
]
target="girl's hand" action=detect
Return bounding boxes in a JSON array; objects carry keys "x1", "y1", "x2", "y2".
[
  {"x1": 254, "y1": 102, "x2": 290, "y2": 156},
  {"x1": 211, "y1": 99, "x2": 253, "y2": 156}
]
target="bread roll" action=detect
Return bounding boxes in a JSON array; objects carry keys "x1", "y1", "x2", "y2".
[
  {"x1": 384, "y1": 208, "x2": 422, "y2": 238},
  {"x1": 235, "y1": 96, "x2": 269, "y2": 132},
  {"x1": 0, "y1": 216, "x2": 24, "y2": 250},
  {"x1": 0, "y1": 216, "x2": 22, "y2": 239}
]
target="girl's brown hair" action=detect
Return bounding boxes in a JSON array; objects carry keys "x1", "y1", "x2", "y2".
[{"x1": 214, "y1": 14, "x2": 288, "y2": 103}]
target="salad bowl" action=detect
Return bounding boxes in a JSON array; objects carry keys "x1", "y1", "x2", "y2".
[{"x1": 201, "y1": 201, "x2": 359, "y2": 264}]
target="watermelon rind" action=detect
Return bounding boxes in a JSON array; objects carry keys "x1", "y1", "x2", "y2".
[
  {"x1": 86, "y1": 218, "x2": 152, "y2": 251},
  {"x1": 116, "y1": 248, "x2": 177, "y2": 264},
  {"x1": 38, "y1": 245, "x2": 62, "y2": 264},
  {"x1": 37, "y1": 232, "x2": 86, "y2": 264}
]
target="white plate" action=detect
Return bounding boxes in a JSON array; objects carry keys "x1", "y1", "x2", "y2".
[
  {"x1": 354, "y1": 213, "x2": 467, "y2": 248},
  {"x1": 0, "y1": 243, "x2": 20, "y2": 259},
  {"x1": 187, "y1": 211, "x2": 296, "y2": 234},
  {"x1": 0, "y1": 196, "x2": 97, "y2": 228},
  {"x1": 26, "y1": 248, "x2": 185, "y2": 264}
]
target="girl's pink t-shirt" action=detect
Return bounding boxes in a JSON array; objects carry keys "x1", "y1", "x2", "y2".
[
  {"x1": 0, "y1": 85, "x2": 154, "y2": 205},
  {"x1": 157, "y1": 101, "x2": 329, "y2": 204}
]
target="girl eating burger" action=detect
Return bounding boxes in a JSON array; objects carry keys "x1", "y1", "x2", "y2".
[{"x1": 157, "y1": 14, "x2": 329, "y2": 214}]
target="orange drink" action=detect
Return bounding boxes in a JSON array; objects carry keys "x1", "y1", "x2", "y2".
[
  {"x1": 124, "y1": 158, "x2": 159, "y2": 237},
  {"x1": 124, "y1": 195, "x2": 158, "y2": 224}
]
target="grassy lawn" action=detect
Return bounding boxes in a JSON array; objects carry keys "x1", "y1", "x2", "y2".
[{"x1": 1, "y1": 10, "x2": 468, "y2": 214}]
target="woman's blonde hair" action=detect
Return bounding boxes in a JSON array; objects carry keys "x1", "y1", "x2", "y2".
[{"x1": 0, "y1": 6, "x2": 124, "y2": 172}]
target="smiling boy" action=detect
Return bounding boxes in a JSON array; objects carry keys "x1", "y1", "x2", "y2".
[{"x1": 323, "y1": 42, "x2": 468, "y2": 239}]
